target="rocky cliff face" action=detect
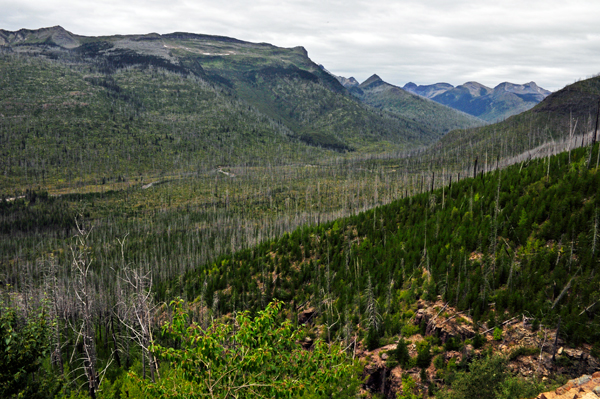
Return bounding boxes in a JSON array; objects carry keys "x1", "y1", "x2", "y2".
[{"x1": 336, "y1": 75, "x2": 360, "y2": 88}]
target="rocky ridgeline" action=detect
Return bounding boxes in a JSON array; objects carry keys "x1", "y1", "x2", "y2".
[
  {"x1": 536, "y1": 372, "x2": 600, "y2": 399},
  {"x1": 355, "y1": 299, "x2": 599, "y2": 398}
]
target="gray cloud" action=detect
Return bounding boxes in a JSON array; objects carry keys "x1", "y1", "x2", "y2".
[{"x1": 2, "y1": 0, "x2": 600, "y2": 91}]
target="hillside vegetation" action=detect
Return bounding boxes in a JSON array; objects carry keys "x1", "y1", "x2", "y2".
[
  {"x1": 352, "y1": 74, "x2": 485, "y2": 136},
  {"x1": 173, "y1": 145, "x2": 600, "y2": 347},
  {"x1": 423, "y1": 75, "x2": 600, "y2": 173},
  {"x1": 0, "y1": 26, "x2": 485, "y2": 192},
  {"x1": 2, "y1": 142, "x2": 598, "y2": 398},
  {"x1": 2, "y1": 25, "x2": 600, "y2": 399}
]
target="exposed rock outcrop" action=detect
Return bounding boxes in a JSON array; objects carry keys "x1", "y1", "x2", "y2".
[
  {"x1": 536, "y1": 372, "x2": 600, "y2": 399},
  {"x1": 358, "y1": 299, "x2": 599, "y2": 398}
]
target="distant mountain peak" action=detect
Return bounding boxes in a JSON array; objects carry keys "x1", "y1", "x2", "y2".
[
  {"x1": 458, "y1": 81, "x2": 492, "y2": 97},
  {"x1": 404, "y1": 79, "x2": 551, "y2": 122},
  {"x1": 335, "y1": 75, "x2": 360, "y2": 88},
  {"x1": 359, "y1": 74, "x2": 386, "y2": 89},
  {"x1": 403, "y1": 82, "x2": 454, "y2": 99},
  {"x1": 494, "y1": 81, "x2": 551, "y2": 97},
  {"x1": 294, "y1": 46, "x2": 308, "y2": 57},
  {"x1": 362, "y1": 74, "x2": 382, "y2": 84},
  {"x1": 0, "y1": 25, "x2": 79, "y2": 48}
]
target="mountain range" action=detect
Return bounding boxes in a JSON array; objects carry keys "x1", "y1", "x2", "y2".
[
  {"x1": 338, "y1": 73, "x2": 485, "y2": 132},
  {"x1": 0, "y1": 26, "x2": 480, "y2": 157},
  {"x1": 335, "y1": 72, "x2": 551, "y2": 123},
  {"x1": 403, "y1": 80, "x2": 552, "y2": 122}
]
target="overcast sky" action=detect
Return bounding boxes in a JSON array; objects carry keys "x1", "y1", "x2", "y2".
[{"x1": 2, "y1": 0, "x2": 600, "y2": 91}]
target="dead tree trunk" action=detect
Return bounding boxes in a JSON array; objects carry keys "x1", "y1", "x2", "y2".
[
  {"x1": 115, "y1": 236, "x2": 159, "y2": 382},
  {"x1": 70, "y1": 221, "x2": 99, "y2": 399}
]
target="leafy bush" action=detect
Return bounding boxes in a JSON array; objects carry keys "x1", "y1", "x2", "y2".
[
  {"x1": 130, "y1": 300, "x2": 359, "y2": 398},
  {"x1": 440, "y1": 354, "x2": 544, "y2": 399},
  {"x1": 397, "y1": 374, "x2": 423, "y2": 399},
  {"x1": 493, "y1": 327, "x2": 503, "y2": 341},
  {"x1": 0, "y1": 302, "x2": 61, "y2": 399}
]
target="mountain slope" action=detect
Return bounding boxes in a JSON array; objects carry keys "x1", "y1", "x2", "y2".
[
  {"x1": 404, "y1": 80, "x2": 551, "y2": 122},
  {"x1": 336, "y1": 74, "x2": 485, "y2": 136},
  {"x1": 403, "y1": 81, "x2": 454, "y2": 98},
  {"x1": 0, "y1": 26, "x2": 455, "y2": 190},
  {"x1": 168, "y1": 143, "x2": 600, "y2": 380},
  {"x1": 429, "y1": 74, "x2": 600, "y2": 169}
]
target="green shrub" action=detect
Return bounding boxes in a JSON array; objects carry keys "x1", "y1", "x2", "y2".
[
  {"x1": 401, "y1": 323, "x2": 420, "y2": 337},
  {"x1": 487, "y1": 312, "x2": 497, "y2": 329},
  {"x1": 130, "y1": 300, "x2": 360, "y2": 398},
  {"x1": 441, "y1": 355, "x2": 506, "y2": 399},
  {"x1": 447, "y1": 357, "x2": 457, "y2": 372},
  {"x1": 385, "y1": 357, "x2": 399, "y2": 369},
  {"x1": 555, "y1": 355, "x2": 572, "y2": 367},
  {"x1": 365, "y1": 326, "x2": 381, "y2": 351},
  {"x1": 0, "y1": 302, "x2": 62, "y2": 399},
  {"x1": 397, "y1": 374, "x2": 423, "y2": 399},
  {"x1": 444, "y1": 336, "x2": 463, "y2": 352},
  {"x1": 440, "y1": 354, "x2": 545, "y2": 399},
  {"x1": 420, "y1": 367, "x2": 427, "y2": 383},
  {"x1": 508, "y1": 346, "x2": 539, "y2": 361},
  {"x1": 433, "y1": 354, "x2": 446, "y2": 370},
  {"x1": 493, "y1": 327, "x2": 503, "y2": 341},
  {"x1": 473, "y1": 333, "x2": 486, "y2": 349}
]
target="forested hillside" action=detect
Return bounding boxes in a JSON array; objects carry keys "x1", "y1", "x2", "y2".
[
  {"x1": 2, "y1": 25, "x2": 600, "y2": 399},
  {"x1": 174, "y1": 145, "x2": 600, "y2": 347},
  {"x1": 0, "y1": 26, "x2": 485, "y2": 192},
  {"x1": 351, "y1": 74, "x2": 485, "y2": 136},
  {"x1": 429, "y1": 75, "x2": 600, "y2": 171},
  {"x1": 2, "y1": 142, "x2": 598, "y2": 398}
]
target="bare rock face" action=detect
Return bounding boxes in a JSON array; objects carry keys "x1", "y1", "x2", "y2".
[
  {"x1": 536, "y1": 372, "x2": 600, "y2": 399},
  {"x1": 360, "y1": 345, "x2": 397, "y2": 398},
  {"x1": 336, "y1": 75, "x2": 360, "y2": 88},
  {"x1": 414, "y1": 300, "x2": 476, "y2": 342}
]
